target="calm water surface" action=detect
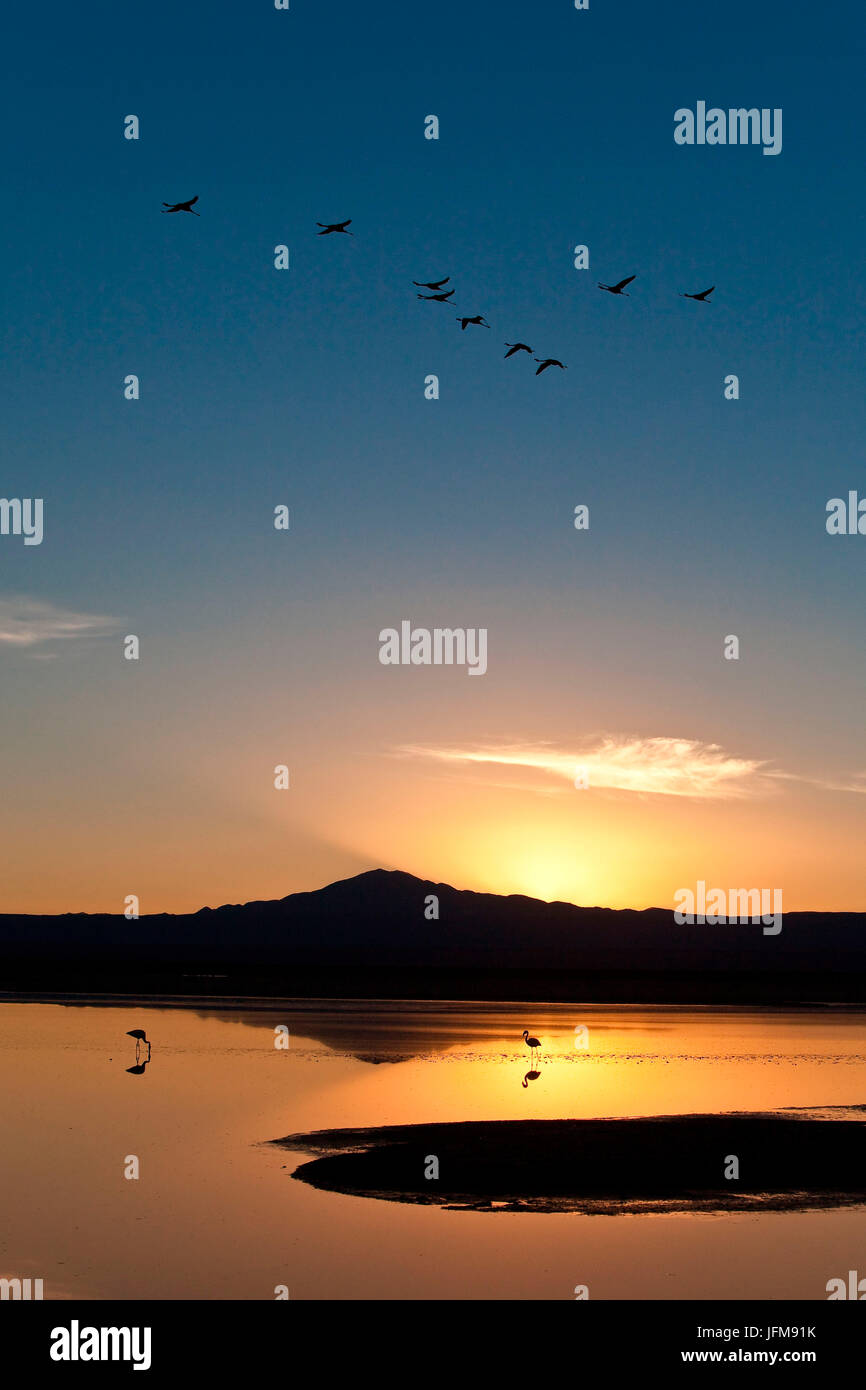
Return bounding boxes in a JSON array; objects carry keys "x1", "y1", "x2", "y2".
[{"x1": 1, "y1": 999, "x2": 864, "y2": 1299}]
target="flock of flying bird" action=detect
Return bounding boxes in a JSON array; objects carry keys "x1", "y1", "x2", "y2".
[
  {"x1": 160, "y1": 200, "x2": 717, "y2": 376},
  {"x1": 151, "y1": 204, "x2": 713, "y2": 1085},
  {"x1": 411, "y1": 263, "x2": 715, "y2": 376},
  {"x1": 413, "y1": 272, "x2": 568, "y2": 374}
]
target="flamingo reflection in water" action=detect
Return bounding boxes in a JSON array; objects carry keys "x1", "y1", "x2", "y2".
[{"x1": 126, "y1": 1029, "x2": 152, "y2": 1074}]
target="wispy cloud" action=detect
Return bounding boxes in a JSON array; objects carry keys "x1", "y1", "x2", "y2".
[
  {"x1": 0, "y1": 597, "x2": 120, "y2": 649},
  {"x1": 396, "y1": 736, "x2": 772, "y2": 800},
  {"x1": 800, "y1": 773, "x2": 866, "y2": 796}
]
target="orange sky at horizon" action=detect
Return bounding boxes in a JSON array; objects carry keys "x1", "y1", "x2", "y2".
[
  {"x1": 2, "y1": 738, "x2": 864, "y2": 916},
  {"x1": 2, "y1": 586, "x2": 865, "y2": 917}
]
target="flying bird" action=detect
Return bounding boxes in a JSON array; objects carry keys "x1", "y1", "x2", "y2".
[
  {"x1": 534, "y1": 358, "x2": 566, "y2": 375},
  {"x1": 598, "y1": 275, "x2": 636, "y2": 295},
  {"x1": 522, "y1": 1029, "x2": 542, "y2": 1063},
  {"x1": 457, "y1": 315, "x2": 489, "y2": 330},
  {"x1": 413, "y1": 278, "x2": 450, "y2": 290},
  {"x1": 504, "y1": 342, "x2": 533, "y2": 358},
  {"x1": 162, "y1": 196, "x2": 199, "y2": 216},
  {"x1": 417, "y1": 290, "x2": 455, "y2": 301},
  {"x1": 316, "y1": 220, "x2": 353, "y2": 235},
  {"x1": 681, "y1": 286, "x2": 715, "y2": 302}
]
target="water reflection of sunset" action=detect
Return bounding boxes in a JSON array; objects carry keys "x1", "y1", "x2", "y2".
[{"x1": 2, "y1": 1001, "x2": 865, "y2": 1299}]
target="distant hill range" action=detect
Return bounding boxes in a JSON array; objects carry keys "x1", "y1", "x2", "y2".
[{"x1": 2, "y1": 869, "x2": 865, "y2": 1002}]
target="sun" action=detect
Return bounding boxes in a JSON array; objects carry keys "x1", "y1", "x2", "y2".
[{"x1": 504, "y1": 848, "x2": 587, "y2": 905}]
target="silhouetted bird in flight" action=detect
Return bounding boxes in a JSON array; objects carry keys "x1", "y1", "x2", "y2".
[
  {"x1": 162, "y1": 196, "x2": 199, "y2": 216},
  {"x1": 457, "y1": 315, "x2": 489, "y2": 330},
  {"x1": 316, "y1": 220, "x2": 353, "y2": 235},
  {"x1": 534, "y1": 358, "x2": 566, "y2": 375},
  {"x1": 417, "y1": 289, "x2": 455, "y2": 301},
  {"x1": 504, "y1": 342, "x2": 533, "y2": 358},
  {"x1": 413, "y1": 278, "x2": 450, "y2": 290},
  {"x1": 598, "y1": 275, "x2": 636, "y2": 296},
  {"x1": 681, "y1": 286, "x2": 715, "y2": 302}
]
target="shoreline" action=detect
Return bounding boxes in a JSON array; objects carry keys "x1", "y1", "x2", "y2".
[{"x1": 3, "y1": 990, "x2": 866, "y2": 1012}]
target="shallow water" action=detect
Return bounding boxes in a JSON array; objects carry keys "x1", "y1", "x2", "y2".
[{"x1": 0, "y1": 999, "x2": 864, "y2": 1299}]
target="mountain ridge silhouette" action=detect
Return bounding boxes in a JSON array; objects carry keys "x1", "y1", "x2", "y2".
[{"x1": 2, "y1": 868, "x2": 865, "y2": 984}]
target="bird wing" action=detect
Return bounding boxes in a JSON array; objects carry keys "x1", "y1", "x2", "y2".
[
  {"x1": 339, "y1": 220, "x2": 352, "y2": 228},
  {"x1": 614, "y1": 275, "x2": 636, "y2": 290},
  {"x1": 189, "y1": 196, "x2": 199, "y2": 206},
  {"x1": 700, "y1": 286, "x2": 715, "y2": 296}
]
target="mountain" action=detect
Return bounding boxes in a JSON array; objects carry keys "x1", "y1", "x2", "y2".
[{"x1": 2, "y1": 869, "x2": 865, "y2": 1001}]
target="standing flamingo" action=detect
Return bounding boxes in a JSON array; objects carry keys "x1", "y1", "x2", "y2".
[{"x1": 126, "y1": 1029, "x2": 151, "y2": 1062}]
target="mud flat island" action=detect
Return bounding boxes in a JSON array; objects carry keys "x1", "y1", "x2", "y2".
[{"x1": 273, "y1": 1110, "x2": 866, "y2": 1213}]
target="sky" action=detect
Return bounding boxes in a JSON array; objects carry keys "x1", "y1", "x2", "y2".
[{"x1": 1, "y1": 0, "x2": 864, "y2": 914}]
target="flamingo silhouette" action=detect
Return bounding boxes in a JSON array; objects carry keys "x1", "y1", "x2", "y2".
[
  {"x1": 534, "y1": 358, "x2": 566, "y2": 375},
  {"x1": 522, "y1": 1029, "x2": 542, "y2": 1063},
  {"x1": 126, "y1": 1029, "x2": 151, "y2": 1064},
  {"x1": 681, "y1": 286, "x2": 715, "y2": 302},
  {"x1": 316, "y1": 220, "x2": 353, "y2": 235},
  {"x1": 504, "y1": 342, "x2": 533, "y2": 358},
  {"x1": 522, "y1": 1070, "x2": 541, "y2": 1088},
  {"x1": 457, "y1": 315, "x2": 489, "y2": 330},
  {"x1": 413, "y1": 278, "x2": 450, "y2": 290},
  {"x1": 162, "y1": 196, "x2": 199, "y2": 216},
  {"x1": 598, "y1": 275, "x2": 635, "y2": 296},
  {"x1": 417, "y1": 290, "x2": 455, "y2": 301}
]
